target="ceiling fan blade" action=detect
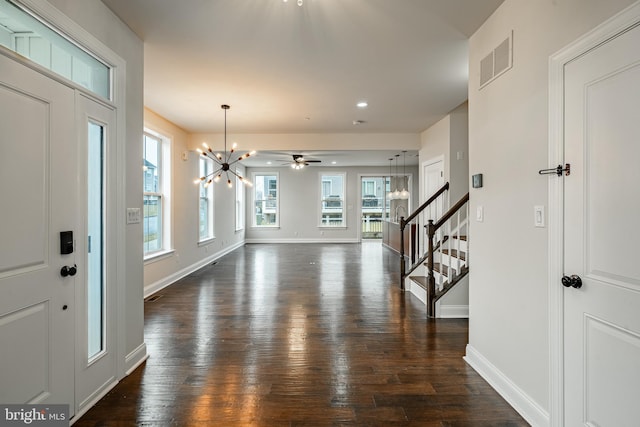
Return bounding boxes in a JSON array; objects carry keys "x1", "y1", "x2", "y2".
[{"x1": 305, "y1": 160, "x2": 321, "y2": 163}]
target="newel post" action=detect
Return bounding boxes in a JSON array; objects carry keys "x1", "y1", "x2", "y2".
[
  {"x1": 426, "y1": 219, "x2": 436, "y2": 318},
  {"x1": 399, "y1": 216, "x2": 406, "y2": 290}
]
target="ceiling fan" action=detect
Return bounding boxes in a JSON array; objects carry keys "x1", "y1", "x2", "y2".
[{"x1": 287, "y1": 154, "x2": 321, "y2": 169}]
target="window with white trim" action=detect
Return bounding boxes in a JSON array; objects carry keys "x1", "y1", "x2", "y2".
[
  {"x1": 319, "y1": 173, "x2": 345, "y2": 227},
  {"x1": 143, "y1": 131, "x2": 171, "y2": 256},
  {"x1": 199, "y1": 157, "x2": 214, "y2": 242},
  {"x1": 253, "y1": 173, "x2": 279, "y2": 227}
]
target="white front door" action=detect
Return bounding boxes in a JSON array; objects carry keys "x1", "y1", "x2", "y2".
[
  {"x1": 563, "y1": 22, "x2": 640, "y2": 426},
  {"x1": 0, "y1": 54, "x2": 76, "y2": 410}
]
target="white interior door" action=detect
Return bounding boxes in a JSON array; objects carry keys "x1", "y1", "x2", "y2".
[
  {"x1": 423, "y1": 158, "x2": 445, "y2": 221},
  {"x1": 75, "y1": 94, "x2": 118, "y2": 414},
  {"x1": 564, "y1": 22, "x2": 640, "y2": 426},
  {"x1": 0, "y1": 54, "x2": 76, "y2": 410}
]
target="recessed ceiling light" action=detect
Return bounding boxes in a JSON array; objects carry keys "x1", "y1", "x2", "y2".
[
  {"x1": 331, "y1": 161, "x2": 337, "y2": 165},
  {"x1": 267, "y1": 161, "x2": 272, "y2": 165},
  {"x1": 356, "y1": 101, "x2": 368, "y2": 108},
  {"x1": 352, "y1": 120, "x2": 366, "y2": 125}
]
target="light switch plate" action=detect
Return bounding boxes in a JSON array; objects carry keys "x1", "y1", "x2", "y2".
[
  {"x1": 534, "y1": 205, "x2": 545, "y2": 227},
  {"x1": 476, "y1": 206, "x2": 484, "y2": 222},
  {"x1": 127, "y1": 208, "x2": 141, "y2": 224}
]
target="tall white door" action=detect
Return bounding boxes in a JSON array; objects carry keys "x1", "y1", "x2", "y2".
[
  {"x1": 423, "y1": 159, "x2": 445, "y2": 220},
  {"x1": 0, "y1": 54, "x2": 76, "y2": 410},
  {"x1": 563, "y1": 22, "x2": 640, "y2": 426}
]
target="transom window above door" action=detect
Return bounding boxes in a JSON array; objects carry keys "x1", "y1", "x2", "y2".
[{"x1": 0, "y1": 0, "x2": 111, "y2": 100}]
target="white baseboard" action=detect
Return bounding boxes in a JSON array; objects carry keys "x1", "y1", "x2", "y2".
[
  {"x1": 439, "y1": 305, "x2": 469, "y2": 318},
  {"x1": 245, "y1": 238, "x2": 359, "y2": 244},
  {"x1": 464, "y1": 345, "x2": 549, "y2": 427},
  {"x1": 143, "y1": 241, "x2": 245, "y2": 298},
  {"x1": 125, "y1": 342, "x2": 149, "y2": 375}
]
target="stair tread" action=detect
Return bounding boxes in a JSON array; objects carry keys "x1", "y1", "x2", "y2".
[
  {"x1": 408, "y1": 275, "x2": 428, "y2": 289},
  {"x1": 440, "y1": 249, "x2": 466, "y2": 261},
  {"x1": 433, "y1": 262, "x2": 450, "y2": 276}
]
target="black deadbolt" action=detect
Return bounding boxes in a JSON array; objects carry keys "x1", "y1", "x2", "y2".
[
  {"x1": 561, "y1": 275, "x2": 582, "y2": 289},
  {"x1": 60, "y1": 264, "x2": 77, "y2": 277}
]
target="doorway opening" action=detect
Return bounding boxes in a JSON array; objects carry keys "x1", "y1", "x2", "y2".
[{"x1": 360, "y1": 176, "x2": 389, "y2": 240}]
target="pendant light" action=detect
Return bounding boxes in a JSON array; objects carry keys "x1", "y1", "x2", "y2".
[
  {"x1": 392, "y1": 154, "x2": 401, "y2": 200},
  {"x1": 387, "y1": 158, "x2": 395, "y2": 200},
  {"x1": 399, "y1": 150, "x2": 410, "y2": 200}
]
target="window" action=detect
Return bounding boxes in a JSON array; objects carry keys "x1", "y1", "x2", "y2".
[
  {"x1": 143, "y1": 131, "x2": 171, "y2": 256},
  {"x1": 235, "y1": 167, "x2": 245, "y2": 231},
  {"x1": 320, "y1": 173, "x2": 345, "y2": 227},
  {"x1": 0, "y1": 0, "x2": 110, "y2": 99},
  {"x1": 253, "y1": 173, "x2": 278, "y2": 227},
  {"x1": 199, "y1": 157, "x2": 214, "y2": 242}
]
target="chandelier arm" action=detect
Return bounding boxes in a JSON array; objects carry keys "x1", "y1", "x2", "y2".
[
  {"x1": 227, "y1": 166, "x2": 252, "y2": 186},
  {"x1": 201, "y1": 152, "x2": 224, "y2": 166},
  {"x1": 203, "y1": 165, "x2": 224, "y2": 180}
]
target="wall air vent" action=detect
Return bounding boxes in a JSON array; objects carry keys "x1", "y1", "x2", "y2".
[{"x1": 479, "y1": 31, "x2": 513, "y2": 89}]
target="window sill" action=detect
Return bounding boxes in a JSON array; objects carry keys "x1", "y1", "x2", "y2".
[
  {"x1": 251, "y1": 225, "x2": 280, "y2": 229},
  {"x1": 317, "y1": 226, "x2": 347, "y2": 230},
  {"x1": 198, "y1": 237, "x2": 216, "y2": 247},
  {"x1": 144, "y1": 249, "x2": 175, "y2": 265}
]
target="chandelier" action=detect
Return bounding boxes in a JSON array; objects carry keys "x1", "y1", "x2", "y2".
[{"x1": 194, "y1": 105, "x2": 255, "y2": 188}]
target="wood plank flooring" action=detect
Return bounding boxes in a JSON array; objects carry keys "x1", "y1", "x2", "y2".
[{"x1": 74, "y1": 242, "x2": 528, "y2": 426}]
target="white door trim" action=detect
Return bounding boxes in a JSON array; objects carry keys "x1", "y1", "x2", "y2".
[{"x1": 548, "y1": 3, "x2": 640, "y2": 426}]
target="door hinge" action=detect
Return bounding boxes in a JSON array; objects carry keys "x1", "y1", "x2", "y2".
[{"x1": 538, "y1": 163, "x2": 570, "y2": 177}]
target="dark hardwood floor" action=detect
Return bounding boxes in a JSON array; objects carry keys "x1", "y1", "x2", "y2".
[{"x1": 74, "y1": 242, "x2": 528, "y2": 426}]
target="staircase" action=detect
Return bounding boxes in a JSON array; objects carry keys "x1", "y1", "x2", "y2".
[{"x1": 399, "y1": 184, "x2": 470, "y2": 318}]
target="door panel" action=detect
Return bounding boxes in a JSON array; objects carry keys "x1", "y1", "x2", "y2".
[
  {"x1": 75, "y1": 94, "x2": 117, "y2": 412},
  {"x1": 0, "y1": 83, "x2": 48, "y2": 275},
  {"x1": 0, "y1": 53, "x2": 76, "y2": 410},
  {"x1": 564, "y1": 23, "x2": 640, "y2": 426}
]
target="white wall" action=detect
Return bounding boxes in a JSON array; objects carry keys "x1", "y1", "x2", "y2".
[
  {"x1": 467, "y1": 0, "x2": 635, "y2": 423},
  {"x1": 244, "y1": 165, "x2": 419, "y2": 242},
  {"x1": 46, "y1": 0, "x2": 146, "y2": 372},
  {"x1": 418, "y1": 102, "x2": 470, "y2": 310},
  {"x1": 143, "y1": 108, "x2": 246, "y2": 296}
]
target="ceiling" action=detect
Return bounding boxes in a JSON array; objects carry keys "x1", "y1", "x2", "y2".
[{"x1": 101, "y1": 0, "x2": 503, "y2": 166}]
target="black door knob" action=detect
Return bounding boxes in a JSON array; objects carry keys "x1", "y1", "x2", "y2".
[
  {"x1": 561, "y1": 275, "x2": 582, "y2": 289},
  {"x1": 60, "y1": 264, "x2": 77, "y2": 277}
]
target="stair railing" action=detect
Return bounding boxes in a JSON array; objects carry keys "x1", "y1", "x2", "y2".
[
  {"x1": 399, "y1": 182, "x2": 450, "y2": 287},
  {"x1": 424, "y1": 193, "x2": 469, "y2": 317},
  {"x1": 400, "y1": 188, "x2": 470, "y2": 317}
]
